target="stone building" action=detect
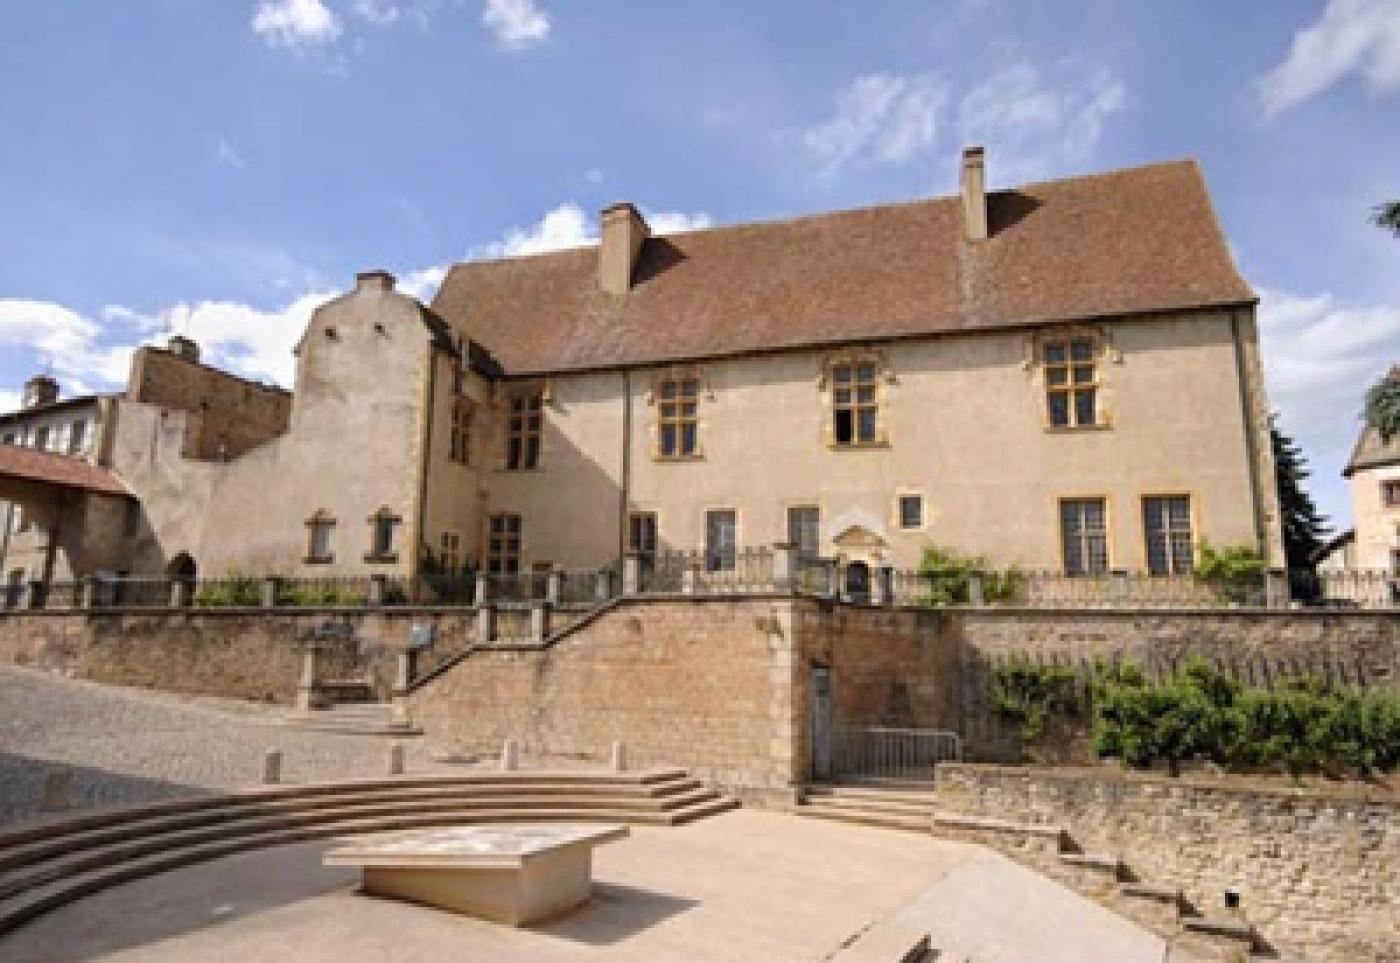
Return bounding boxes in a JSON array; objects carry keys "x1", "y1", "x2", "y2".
[{"x1": 0, "y1": 148, "x2": 1283, "y2": 590}]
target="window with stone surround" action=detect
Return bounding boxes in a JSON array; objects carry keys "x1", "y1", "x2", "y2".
[
  {"x1": 1060, "y1": 497, "x2": 1108, "y2": 576},
  {"x1": 831, "y1": 361, "x2": 880, "y2": 446},
  {"x1": 487, "y1": 514, "x2": 522, "y2": 574},
  {"x1": 305, "y1": 511, "x2": 335, "y2": 564},
  {"x1": 449, "y1": 398, "x2": 473, "y2": 466},
  {"x1": 898, "y1": 494, "x2": 924, "y2": 530},
  {"x1": 366, "y1": 507, "x2": 401, "y2": 563},
  {"x1": 1044, "y1": 335, "x2": 1099, "y2": 428},
  {"x1": 655, "y1": 377, "x2": 700, "y2": 459},
  {"x1": 1382, "y1": 480, "x2": 1400, "y2": 509},
  {"x1": 505, "y1": 394, "x2": 542, "y2": 471},
  {"x1": 1142, "y1": 495, "x2": 1193, "y2": 576}
]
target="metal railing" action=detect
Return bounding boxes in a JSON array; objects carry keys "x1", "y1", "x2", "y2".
[{"x1": 830, "y1": 725, "x2": 963, "y2": 782}]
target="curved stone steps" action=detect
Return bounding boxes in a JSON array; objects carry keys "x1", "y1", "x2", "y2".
[
  {"x1": 0, "y1": 769, "x2": 735, "y2": 935},
  {"x1": 0, "y1": 775, "x2": 707, "y2": 874}
]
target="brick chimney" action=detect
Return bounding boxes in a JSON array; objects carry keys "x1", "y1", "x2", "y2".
[
  {"x1": 599, "y1": 203, "x2": 650, "y2": 296},
  {"x1": 355, "y1": 269, "x2": 397, "y2": 293},
  {"x1": 22, "y1": 375, "x2": 58, "y2": 409},
  {"x1": 960, "y1": 146, "x2": 988, "y2": 242}
]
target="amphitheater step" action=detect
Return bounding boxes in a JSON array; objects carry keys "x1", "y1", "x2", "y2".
[
  {"x1": 830, "y1": 920, "x2": 931, "y2": 962},
  {"x1": 802, "y1": 787, "x2": 938, "y2": 817},
  {"x1": 0, "y1": 767, "x2": 735, "y2": 934},
  {"x1": 1176, "y1": 914, "x2": 1257, "y2": 961},
  {"x1": 796, "y1": 802, "x2": 931, "y2": 833},
  {"x1": 280, "y1": 704, "x2": 422, "y2": 736}
]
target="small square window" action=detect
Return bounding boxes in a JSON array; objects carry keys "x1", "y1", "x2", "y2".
[{"x1": 898, "y1": 495, "x2": 923, "y2": 530}]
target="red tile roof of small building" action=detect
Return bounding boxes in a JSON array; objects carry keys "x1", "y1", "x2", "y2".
[
  {"x1": 0, "y1": 445, "x2": 131, "y2": 498},
  {"x1": 431, "y1": 158, "x2": 1255, "y2": 375}
]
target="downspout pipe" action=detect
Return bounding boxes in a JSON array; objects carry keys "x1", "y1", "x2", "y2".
[{"x1": 618, "y1": 369, "x2": 632, "y2": 562}]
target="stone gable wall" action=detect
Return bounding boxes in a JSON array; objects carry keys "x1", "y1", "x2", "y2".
[{"x1": 935, "y1": 762, "x2": 1400, "y2": 963}]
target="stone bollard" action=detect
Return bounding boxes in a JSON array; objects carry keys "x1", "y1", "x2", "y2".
[
  {"x1": 500, "y1": 739, "x2": 520, "y2": 772},
  {"x1": 260, "y1": 576, "x2": 282, "y2": 609},
  {"x1": 609, "y1": 740, "x2": 627, "y2": 772},
  {"x1": 388, "y1": 742, "x2": 405, "y2": 776},
  {"x1": 594, "y1": 568, "x2": 613, "y2": 602},
  {"x1": 295, "y1": 645, "x2": 322, "y2": 713},
  {"x1": 169, "y1": 579, "x2": 193, "y2": 609},
  {"x1": 622, "y1": 552, "x2": 641, "y2": 596},
  {"x1": 476, "y1": 604, "x2": 496, "y2": 645},
  {"x1": 263, "y1": 749, "x2": 282, "y2": 785},
  {"x1": 474, "y1": 572, "x2": 491, "y2": 608},
  {"x1": 546, "y1": 570, "x2": 563, "y2": 606},
  {"x1": 772, "y1": 543, "x2": 796, "y2": 593},
  {"x1": 368, "y1": 574, "x2": 387, "y2": 607}
]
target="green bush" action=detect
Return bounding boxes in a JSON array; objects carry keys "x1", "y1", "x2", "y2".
[
  {"x1": 991, "y1": 658, "x2": 1080, "y2": 743},
  {"x1": 194, "y1": 574, "x2": 261, "y2": 607},
  {"x1": 917, "y1": 546, "x2": 1022, "y2": 606},
  {"x1": 1194, "y1": 542, "x2": 1266, "y2": 605}
]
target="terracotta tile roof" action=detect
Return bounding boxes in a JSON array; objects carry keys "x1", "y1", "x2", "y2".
[
  {"x1": 0, "y1": 445, "x2": 131, "y2": 498},
  {"x1": 431, "y1": 159, "x2": 1254, "y2": 375}
]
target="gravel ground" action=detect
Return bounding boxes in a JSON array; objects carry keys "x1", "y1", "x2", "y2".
[{"x1": 0, "y1": 667, "x2": 465, "y2": 826}]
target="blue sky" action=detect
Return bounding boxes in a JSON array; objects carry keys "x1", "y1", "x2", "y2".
[{"x1": 1, "y1": 0, "x2": 1397, "y2": 528}]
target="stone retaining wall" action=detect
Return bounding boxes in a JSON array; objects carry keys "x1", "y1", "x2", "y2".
[
  {"x1": 935, "y1": 762, "x2": 1400, "y2": 963},
  {"x1": 0, "y1": 609, "x2": 477, "y2": 703}
]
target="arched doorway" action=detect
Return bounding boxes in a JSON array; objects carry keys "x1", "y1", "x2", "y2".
[{"x1": 845, "y1": 561, "x2": 870, "y2": 604}]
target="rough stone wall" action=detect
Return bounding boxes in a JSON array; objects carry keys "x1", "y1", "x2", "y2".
[
  {"x1": 127, "y1": 347, "x2": 291, "y2": 461},
  {"x1": 951, "y1": 608, "x2": 1400, "y2": 759},
  {"x1": 791, "y1": 601, "x2": 961, "y2": 781},
  {"x1": 935, "y1": 763, "x2": 1399, "y2": 963},
  {"x1": 0, "y1": 609, "x2": 477, "y2": 703},
  {"x1": 408, "y1": 597, "x2": 800, "y2": 796}
]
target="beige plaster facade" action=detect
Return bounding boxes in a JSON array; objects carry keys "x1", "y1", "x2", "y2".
[{"x1": 0, "y1": 152, "x2": 1283, "y2": 587}]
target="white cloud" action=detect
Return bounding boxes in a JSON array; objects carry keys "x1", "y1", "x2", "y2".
[
  {"x1": 481, "y1": 0, "x2": 550, "y2": 50},
  {"x1": 0, "y1": 299, "x2": 137, "y2": 388},
  {"x1": 252, "y1": 0, "x2": 342, "y2": 48},
  {"x1": 216, "y1": 138, "x2": 248, "y2": 170},
  {"x1": 151, "y1": 291, "x2": 337, "y2": 387},
  {"x1": 956, "y1": 64, "x2": 1126, "y2": 184},
  {"x1": 353, "y1": 0, "x2": 401, "y2": 26},
  {"x1": 1259, "y1": 0, "x2": 1400, "y2": 115},
  {"x1": 0, "y1": 389, "x2": 19, "y2": 414},
  {"x1": 795, "y1": 63, "x2": 1125, "y2": 184},
  {"x1": 470, "y1": 202, "x2": 712, "y2": 260},
  {"x1": 1257, "y1": 287, "x2": 1400, "y2": 524},
  {"x1": 399, "y1": 265, "x2": 448, "y2": 301},
  {"x1": 802, "y1": 73, "x2": 946, "y2": 177}
]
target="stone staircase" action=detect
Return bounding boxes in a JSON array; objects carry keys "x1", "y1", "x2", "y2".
[
  {"x1": 797, "y1": 783, "x2": 1257, "y2": 962},
  {"x1": 0, "y1": 768, "x2": 735, "y2": 935},
  {"x1": 281, "y1": 702, "x2": 423, "y2": 736}
]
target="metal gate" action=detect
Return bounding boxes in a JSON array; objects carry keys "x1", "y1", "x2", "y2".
[{"x1": 830, "y1": 725, "x2": 962, "y2": 782}]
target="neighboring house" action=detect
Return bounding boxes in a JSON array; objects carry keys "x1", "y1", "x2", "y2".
[
  {"x1": 1340, "y1": 368, "x2": 1400, "y2": 577},
  {"x1": 0, "y1": 148, "x2": 1284, "y2": 590},
  {"x1": 1313, "y1": 529, "x2": 1357, "y2": 573}
]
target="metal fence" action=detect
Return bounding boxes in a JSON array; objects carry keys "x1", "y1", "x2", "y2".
[
  {"x1": 830, "y1": 725, "x2": 963, "y2": 782},
  {"x1": 638, "y1": 547, "x2": 775, "y2": 594}
]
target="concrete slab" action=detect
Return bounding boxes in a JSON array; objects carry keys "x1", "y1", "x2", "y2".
[{"x1": 0, "y1": 809, "x2": 1170, "y2": 962}]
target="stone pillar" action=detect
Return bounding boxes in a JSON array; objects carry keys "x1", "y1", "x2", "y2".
[
  {"x1": 681, "y1": 567, "x2": 698, "y2": 595},
  {"x1": 475, "y1": 604, "x2": 496, "y2": 644},
  {"x1": 391, "y1": 648, "x2": 415, "y2": 727},
  {"x1": 622, "y1": 552, "x2": 641, "y2": 596},
  {"x1": 594, "y1": 568, "x2": 613, "y2": 602},
  {"x1": 772, "y1": 542, "x2": 796, "y2": 593},
  {"x1": 83, "y1": 575, "x2": 104, "y2": 611},
  {"x1": 263, "y1": 749, "x2": 282, "y2": 785},
  {"x1": 169, "y1": 579, "x2": 193, "y2": 609},
  {"x1": 609, "y1": 740, "x2": 627, "y2": 772},
  {"x1": 826, "y1": 561, "x2": 842, "y2": 599},
  {"x1": 1110, "y1": 569, "x2": 1130, "y2": 606},
  {"x1": 1265, "y1": 568, "x2": 1290, "y2": 609},
  {"x1": 261, "y1": 576, "x2": 282, "y2": 609},
  {"x1": 967, "y1": 571, "x2": 986, "y2": 607},
  {"x1": 24, "y1": 579, "x2": 46, "y2": 611},
  {"x1": 295, "y1": 645, "x2": 322, "y2": 713},
  {"x1": 530, "y1": 601, "x2": 550, "y2": 643},
  {"x1": 500, "y1": 738, "x2": 520, "y2": 771},
  {"x1": 474, "y1": 571, "x2": 491, "y2": 608},
  {"x1": 368, "y1": 574, "x2": 387, "y2": 607},
  {"x1": 875, "y1": 566, "x2": 893, "y2": 607},
  {"x1": 546, "y1": 569, "x2": 563, "y2": 606}
]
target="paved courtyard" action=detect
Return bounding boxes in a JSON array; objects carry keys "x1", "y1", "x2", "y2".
[
  {"x1": 0, "y1": 668, "x2": 1171, "y2": 961},
  {"x1": 0, "y1": 666, "x2": 457, "y2": 824}
]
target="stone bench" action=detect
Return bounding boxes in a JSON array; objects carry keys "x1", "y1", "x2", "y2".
[{"x1": 324, "y1": 823, "x2": 628, "y2": 925}]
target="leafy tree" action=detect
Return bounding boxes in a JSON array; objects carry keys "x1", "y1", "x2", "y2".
[
  {"x1": 916, "y1": 545, "x2": 1021, "y2": 605},
  {"x1": 1270, "y1": 420, "x2": 1330, "y2": 588},
  {"x1": 991, "y1": 658, "x2": 1080, "y2": 743},
  {"x1": 1365, "y1": 369, "x2": 1400, "y2": 443},
  {"x1": 1194, "y1": 541, "x2": 1265, "y2": 604},
  {"x1": 1374, "y1": 200, "x2": 1400, "y2": 238}
]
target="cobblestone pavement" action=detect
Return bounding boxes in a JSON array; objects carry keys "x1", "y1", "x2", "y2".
[{"x1": 0, "y1": 667, "x2": 462, "y2": 825}]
